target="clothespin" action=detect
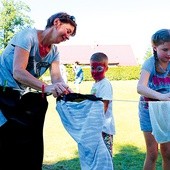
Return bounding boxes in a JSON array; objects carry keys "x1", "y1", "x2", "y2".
[
  {"x1": 3, "y1": 80, "x2": 7, "y2": 92},
  {"x1": 42, "y1": 84, "x2": 45, "y2": 98}
]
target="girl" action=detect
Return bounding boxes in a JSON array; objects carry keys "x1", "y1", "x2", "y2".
[{"x1": 137, "y1": 29, "x2": 170, "y2": 170}]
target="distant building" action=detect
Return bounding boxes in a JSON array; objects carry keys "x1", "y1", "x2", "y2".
[{"x1": 57, "y1": 45, "x2": 138, "y2": 66}]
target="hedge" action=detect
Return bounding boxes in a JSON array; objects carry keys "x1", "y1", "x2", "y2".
[
  {"x1": 42, "y1": 65, "x2": 141, "y2": 81},
  {"x1": 41, "y1": 65, "x2": 141, "y2": 81}
]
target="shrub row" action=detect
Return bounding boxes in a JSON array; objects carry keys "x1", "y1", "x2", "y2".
[
  {"x1": 42, "y1": 65, "x2": 141, "y2": 81},
  {"x1": 67, "y1": 65, "x2": 141, "y2": 81}
]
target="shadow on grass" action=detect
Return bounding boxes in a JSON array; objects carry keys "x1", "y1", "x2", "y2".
[
  {"x1": 43, "y1": 144, "x2": 162, "y2": 170},
  {"x1": 43, "y1": 150, "x2": 80, "y2": 170},
  {"x1": 114, "y1": 144, "x2": 145, "y2": 170},
  {"x1": 43, "y1": 157, "x2": 80, "y2": 170},
  {"x1": 114, "y1": 144, "x2": 162, "y2": 170}
]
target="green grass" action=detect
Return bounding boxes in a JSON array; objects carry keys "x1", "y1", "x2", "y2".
[{"x1": 42, "y1": 80, "x2": 162, "y2": 170}]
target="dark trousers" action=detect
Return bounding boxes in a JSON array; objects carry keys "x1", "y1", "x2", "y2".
[{"x1": 0, "y1": 92, "x2": 48, "y2": 170}]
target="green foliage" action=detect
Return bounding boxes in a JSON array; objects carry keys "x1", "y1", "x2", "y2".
[
  {"x1": 42, "y1": 65, "x2": 141, "y2": 82},
  {"x1": 66, "y1": 65, "x2": 141, "y2": 81},
  {"x1": 106, "y1": 66, "x2": 141, "y2": 80},
  {"x1": 0, "y1": 0, "x2": 34, "y2": 49},
  {"x1": 144, "y1": 47, "x2": 152, "y2": 61}
]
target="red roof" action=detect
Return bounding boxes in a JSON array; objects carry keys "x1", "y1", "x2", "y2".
[{"x1": 57, "y1": 45, "x2": 137, "y2": 66}]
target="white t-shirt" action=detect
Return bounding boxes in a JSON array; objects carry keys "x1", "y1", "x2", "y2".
[{"x1": 91, "y1": 78, "x2": 115, "y2": 135}]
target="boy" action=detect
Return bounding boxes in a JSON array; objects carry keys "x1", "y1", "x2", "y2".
[{"x1": 90, "y1": 52, "x2": 115, "y2": 157}]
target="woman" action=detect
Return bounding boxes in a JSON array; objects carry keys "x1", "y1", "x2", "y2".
[{"x1": 0, "y1": 12, "x2": 77, "y2": 170}]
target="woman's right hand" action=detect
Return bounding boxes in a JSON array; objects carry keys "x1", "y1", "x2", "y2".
[{"x1": 45, "y1": 82, "x2": 73, "y2": 98}]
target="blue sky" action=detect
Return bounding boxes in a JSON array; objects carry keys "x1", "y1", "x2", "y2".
[{"x1": 21, "y1": 0, "x2": 170, "y2": 63}]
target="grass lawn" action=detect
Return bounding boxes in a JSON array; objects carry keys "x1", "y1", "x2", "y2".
[{"x1": 42, "y1": 80, "x2": 162, "y2": 170}]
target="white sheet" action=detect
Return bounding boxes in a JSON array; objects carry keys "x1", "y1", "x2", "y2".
[{"x1": 149, "y1": 101, "x2": 170, "y2": 143}]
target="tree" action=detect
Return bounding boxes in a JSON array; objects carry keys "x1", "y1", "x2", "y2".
[
  {"x1": 0, "y1": 0, "x2": 34, "y2": 52},
  {"x1": 144, "y1": 47, "x2": 152, "y2": 61}
]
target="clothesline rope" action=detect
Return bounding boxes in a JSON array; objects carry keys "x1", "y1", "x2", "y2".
[{"x1": 113, "y1": 99, "x2": 170, "y2": 103}]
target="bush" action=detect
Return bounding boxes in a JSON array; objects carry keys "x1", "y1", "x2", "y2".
[
  {"x1": 42, "y1": 65, "x2": 141, "y2": 82},
  {"x1": 68, "y1": 65, "x2": 141, "y2": 81},
  {"x1": 106, "y1": 66, "x2": 141, "y2": 80}
]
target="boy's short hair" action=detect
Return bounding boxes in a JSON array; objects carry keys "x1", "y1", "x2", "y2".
[{"x1": 90, "y1": 52, "x2": 108, "y2": 65}]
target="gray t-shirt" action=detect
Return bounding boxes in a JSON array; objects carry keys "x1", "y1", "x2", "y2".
[
  {"x1": 0, "y1": 27, "x2": 59, "y2": 89},
  {"x1": 0, "y1": 27, "x2": 60, "y2": 126}
]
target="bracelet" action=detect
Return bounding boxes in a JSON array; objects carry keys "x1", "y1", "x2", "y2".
[{"x1": 42, "y1": 84, "x2": 45, "y2": 98}]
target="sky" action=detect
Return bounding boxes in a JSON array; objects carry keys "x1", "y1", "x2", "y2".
[{"x1": 20, "y1": 0, "x2": 170, "y2": 63}]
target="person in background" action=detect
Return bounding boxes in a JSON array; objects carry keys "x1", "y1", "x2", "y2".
[
  {"x1": 60, "y1": 62, "x2": 68, "y2": 83},
  {"x1": 137, "y1": 29, "x2": 170, "y2": 170},
  {"x1": 0, "y1": 12, "x2": 77, "y2": 170},
  {"x1": 73, "y1": 61, "x2": 84, "y2": 93},
  {"x1": 90, "y1": 52, "x2": 115, "y2": 159}
]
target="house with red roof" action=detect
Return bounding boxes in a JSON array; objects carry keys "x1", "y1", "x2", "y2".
[{"x1": 57, "y1": 44, "x2": 138, "y2": 66}]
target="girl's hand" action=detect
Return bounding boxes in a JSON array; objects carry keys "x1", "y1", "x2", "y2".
[{"x1": 159, "y1": 93, "x2": 170, "y2": 101}]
